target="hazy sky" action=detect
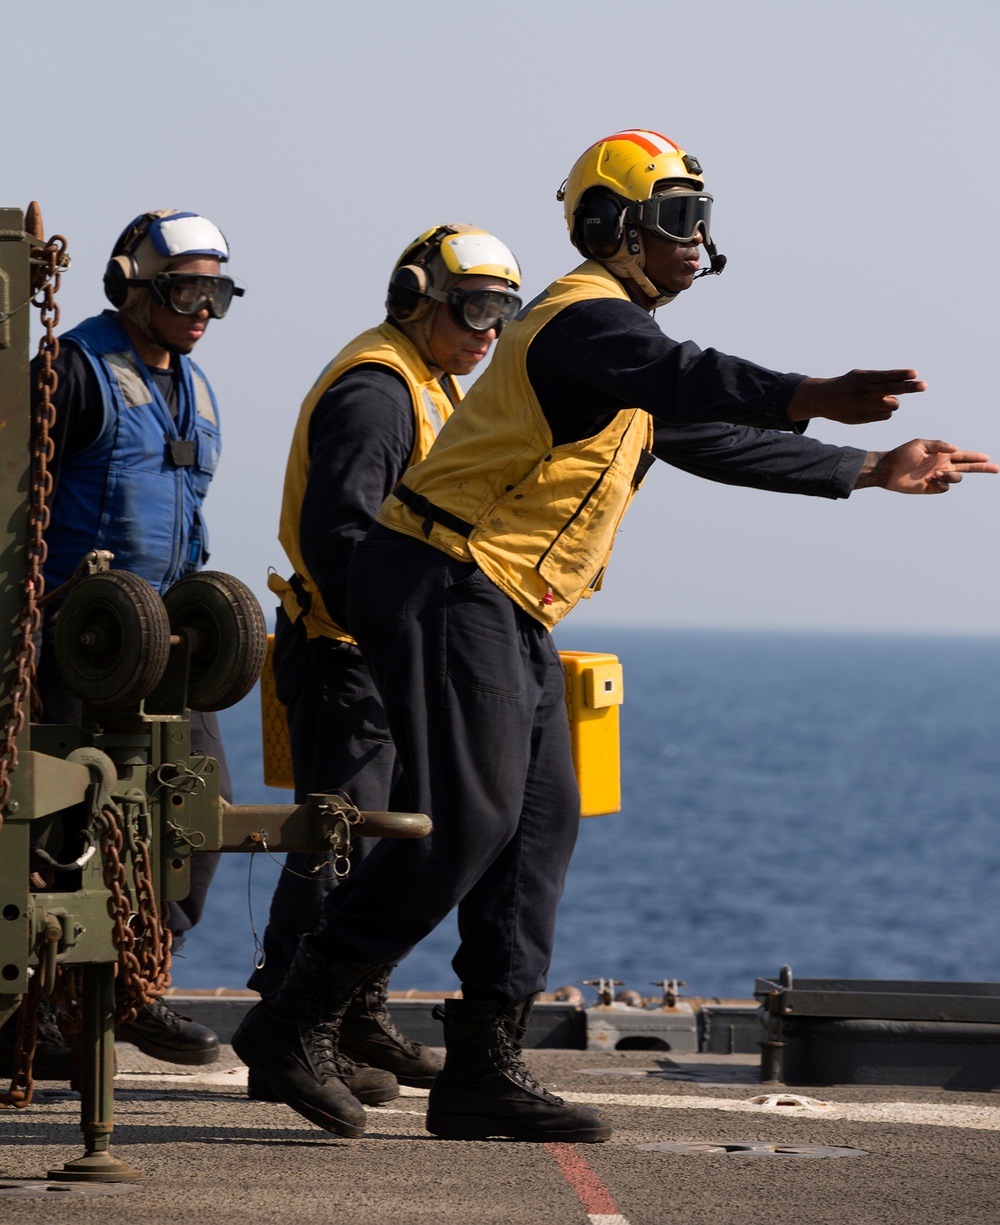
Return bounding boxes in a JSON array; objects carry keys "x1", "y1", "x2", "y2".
[{"x1": 8, "y1": 0, "x2": 998, "y2": 635}]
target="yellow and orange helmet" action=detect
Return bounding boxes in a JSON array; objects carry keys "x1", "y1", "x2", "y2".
[
  {"x1": 559, "y1": 129, "x2": 705, "y2": 233},
  {"x1": 557, "y1": 129, "x2": 724, "y2": 303}
]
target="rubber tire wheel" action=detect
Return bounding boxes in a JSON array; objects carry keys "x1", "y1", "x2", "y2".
[
  {"x1": 162, "y1": 571, "x2": 267, "y2": 711},
  {"x1": 54, "y1": 570, "x2": 171, "y2": 710}
]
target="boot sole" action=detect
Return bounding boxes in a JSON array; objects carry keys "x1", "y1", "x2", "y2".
[
  {"x1": 425, "y1": 1113, "x2": 612, "y2": 1143},
  {"x1": 232, "y1": 1025, "x2": 366, "y2": 1138},
  {"x1": 396, "y1": 1073, "x2": 439, "y2": 1090},
  {"x1": 248, "y1": 1072, "x2": 398, "y2": 1107},
  {"x1": 114, "y1": 1034, "x2": 220, "y2": 1066}
]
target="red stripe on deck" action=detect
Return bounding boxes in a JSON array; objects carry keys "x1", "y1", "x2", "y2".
[{"x1": 546, "y1": 1142, "x2": 620, "y2": 1216}]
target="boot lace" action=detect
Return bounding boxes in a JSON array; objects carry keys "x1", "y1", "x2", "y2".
[
  {"x1": 366, "y1": 976, "x2": 426, "y2": 1056},
  {"x1": 134, "y1": 998, "x2": 185, "y2": 1031},
  {"x1": 303, "y1": 1021, "x2": 360, "y2": 1083},
  {"x1": 494, "y1": 1013, "x2": 562, "y2": 1104}
]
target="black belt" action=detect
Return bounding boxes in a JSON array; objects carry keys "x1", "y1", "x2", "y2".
[
  {"x1": 289, "y1": 572, "x2": 312, "y2": 614},
  {"x1": 394, "y1": 485, "x2": 474, "y2": 540}
]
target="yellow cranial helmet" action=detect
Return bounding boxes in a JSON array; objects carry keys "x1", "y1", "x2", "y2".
[
  {"x1": 559, "y1": 129, "x2": 705, "y2": 235},
  {"x1": 385, "y1": 224, "x2": 522, "y2": 364},
  {"x1": 557, "y1": 129, "x2": 723, "y2": 305}
]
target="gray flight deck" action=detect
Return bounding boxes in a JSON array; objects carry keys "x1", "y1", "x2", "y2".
[{"x1": 3, "y1": 1038, "x2": 998, "y2": 1225}]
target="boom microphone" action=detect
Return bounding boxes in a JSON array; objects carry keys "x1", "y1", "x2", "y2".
[{"x1": 695, "y1": 242, "x2": 727, "y2": 278}]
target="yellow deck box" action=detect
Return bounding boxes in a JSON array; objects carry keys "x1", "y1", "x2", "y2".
[
  {"x1": 559, "y1": 650, "x2": 623, "y2": 817},
  {"x1": 261, "y1": 636, "x2": 624, "y2": 817}
]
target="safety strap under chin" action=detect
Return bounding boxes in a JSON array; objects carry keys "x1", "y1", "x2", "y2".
[{"x1": 616, "y1": 252, "x2": 678, "y2": 309}]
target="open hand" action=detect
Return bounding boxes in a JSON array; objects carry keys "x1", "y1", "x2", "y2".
[
  {"x1": 865, "y1": 439, "x2": 999, "y2": 493},
  {"x1": 787, "y1": 369, "x2": 926, "y2": 424}
]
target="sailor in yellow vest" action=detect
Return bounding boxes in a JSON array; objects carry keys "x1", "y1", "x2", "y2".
[
  {"x1": 238, "y1": 226, "x2": 522, "y2": 1112},
  {"x1": 235, "y1": 131, "x2": 996, "y2": 1144}
]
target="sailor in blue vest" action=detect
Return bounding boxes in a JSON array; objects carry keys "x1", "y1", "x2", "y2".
[{"x1": 31, "y1": 211, "x2": 244, "y2": 1068}]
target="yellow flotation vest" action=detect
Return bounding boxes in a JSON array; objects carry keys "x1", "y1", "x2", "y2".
[
  {"x1": 377, "y1": 262, "x2": 655, "y2": 629},
  {"x1": 271, "y1": 322, "x2": 459, "y2": 641}
]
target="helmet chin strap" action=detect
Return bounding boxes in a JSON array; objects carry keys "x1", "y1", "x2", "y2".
[
  {"x1": 620, "y1": 253, "x2": 679, "y2": 308},
  {"x1": 398, "y1": 306, "x2": 442, "y2": 372},
  {"x1": 602, "y1": 227, "x2": 679, "y2": 309},
  {"x1": 120, "y1": 293, "x2": 160, "y2": 346}
]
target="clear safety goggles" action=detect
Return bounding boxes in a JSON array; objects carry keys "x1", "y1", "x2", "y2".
[
  {"x1": 424, "y1": 286, "x2": 522, "y2": 333},
  {"x1": 629, "y1": 191, "x2": 713, "y2": 243},
  {"x1": 144, "y1": 273, "x2": 245, "y2": 319}
]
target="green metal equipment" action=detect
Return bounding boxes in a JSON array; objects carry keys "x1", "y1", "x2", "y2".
[{"x1": 0, "y1": 206, "x2": 430, "y2": 1182}]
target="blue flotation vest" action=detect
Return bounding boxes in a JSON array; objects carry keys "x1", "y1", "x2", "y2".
[{"x1": 44, "y1": 311, "x2": 222, "y2": 593}]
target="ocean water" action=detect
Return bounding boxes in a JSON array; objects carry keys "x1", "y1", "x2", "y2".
[{"x1": 176, "y1": 628, "x2": 1000, "y2": 1003}]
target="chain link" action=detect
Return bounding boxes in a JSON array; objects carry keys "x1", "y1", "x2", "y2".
[
  {"x1": 88, "y1": 803, "x2": 173, "y2": 1029},
  {"x1": 0, "y1": 973, "x2": 43, "y2": 1109}
]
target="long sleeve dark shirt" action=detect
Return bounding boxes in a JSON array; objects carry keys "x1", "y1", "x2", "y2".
[
  {"x1": 301, "y1": 302, "x2": 864, "y2": 626},
  {"x1": 527, "y1": 297, "x2": 865, "y2": 496}
]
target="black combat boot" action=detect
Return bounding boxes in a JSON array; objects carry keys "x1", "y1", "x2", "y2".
[
  {"x1": 231, "y1": 939, "x2": 396, "y2": 1138},
  {"x1": 425, "y1": 996, "x2": 612, "y2": 1142},
  {"x1": 0, "y1": 996, "x2": 77, "y2": 1080},
  {"x1": 247, "y1": 1059, "x2": 399, "y2": 1106},
  {"x1": 339, "y1": 967, "x2": 443, "y2": 1089},
  {"x1": 116, "y1": 998, "x2": 220, "y2": 1066}
]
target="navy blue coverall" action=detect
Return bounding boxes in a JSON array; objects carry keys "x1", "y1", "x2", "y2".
[
  {"x1": 308, "y1": 295, "x2": 868, "y2": 1003},
  {"x1": 249, "y1": 358, "x2": 447, "y2": 996}
]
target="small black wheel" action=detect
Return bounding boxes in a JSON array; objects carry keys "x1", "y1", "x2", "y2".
[
  {"x1": 162, "y1": 571, "x2": 267, "y2": 711},
  {"x1": 54, "y1": 570, "x2": 171, "y2": 709}
]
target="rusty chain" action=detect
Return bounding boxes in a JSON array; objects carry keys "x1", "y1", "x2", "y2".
[
  {"x1": 0, "y1": 974, "x2": 43, "y2": 1108},
  {"x1": 0, "y1": 207, "x2": 70, "y2": 1111},
  {"x1": 0, "y1": 205, "x2": 68, "y2": 834},
  {"x1": 83, "y1": 803, "x2": 172, "y2": 1029}
]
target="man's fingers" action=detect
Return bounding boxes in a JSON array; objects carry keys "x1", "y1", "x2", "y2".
[
  {"x1": 874, "y1": 380, "x2": 926, "y2": 397},
  {"x1": 855, "y1": 370, "x2": 926, "y2": 397},
  {"x1": 858, "y1": 367, "x2": 922, "y2": 383},
  {"x1": 929, "y1": 445, "x2": 997, "y2": 469},
  {"x1": 948, "y1": 450, "x2": 994, "y2": 465}
]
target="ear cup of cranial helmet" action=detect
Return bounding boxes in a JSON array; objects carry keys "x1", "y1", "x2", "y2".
[
  {"x1": 573, "y1": 193, "x2": 627, "y2": 261},
  {"x1": 103, "y1": 255, "x2": 134, "y2": 308},
  {"x1": 386, "y1": 264, "x2": 432, "y2": 323}
]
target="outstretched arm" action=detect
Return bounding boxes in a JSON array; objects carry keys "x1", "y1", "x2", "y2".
[
  {"x1": 854, "y1": 439, "x2": 998, "y2": 493},
  {"x1": 787, "y1": 369, "x2": 927, "y2": 425}
]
